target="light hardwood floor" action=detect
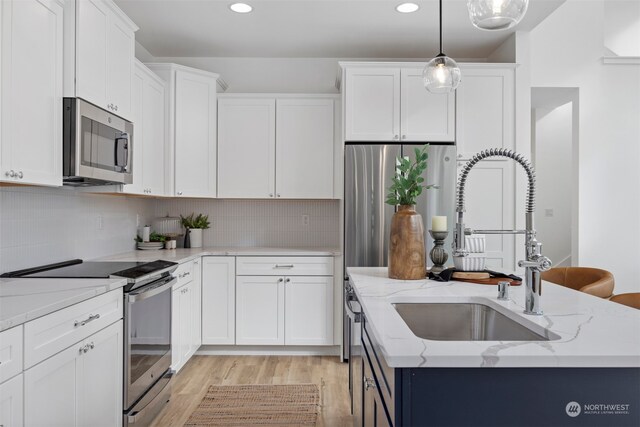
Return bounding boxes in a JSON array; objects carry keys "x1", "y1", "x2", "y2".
[{"x1": 151, "y1": 355, "x2": 353, "y2": 427}]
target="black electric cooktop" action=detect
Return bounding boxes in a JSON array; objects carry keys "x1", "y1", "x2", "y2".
[{"x1": 1, "y1": 259, "x2": 178, "y2": 281}]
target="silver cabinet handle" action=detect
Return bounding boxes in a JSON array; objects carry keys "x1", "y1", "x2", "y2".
[
  {"x1": 364, "y1": 376, "x2": 376, "y2": 390},
  {"x1": 5, "y1": 170, "x2": 15, "y2": 178},
  {"x1": 74, "y1": 313, "x2": 100, "y2": 327},
  {"x1": 278, "y1": 278, "x2": 284, "y2": 283},
  {"x1": 114, "y1": 105, "x2": 118, "y2": 111},
  {"x1": 285, "y1": 278, "x2": 291, "y2": 283},
  {"x1": 17, "y1": 171, "x2": 23, "y2": 179},
  {"x1": 177, "y1": 191, "x2": 183, "y2": 195},
  {"x1": 402, "y1": 135, "x2": 406, "y2": 140},
  {"x1": 89, "y1": 341, "x2": 94, "y2": 350},
  {"x1": 269, "y1": 193, "x2": 274, "y2": 198},
  {"x1": 277, "y1": 194, "x2": 281, "y2": 197},
  {"x1": 393, "y1": 135, "x2": 399, "y2": 140},
  {"x1": 274, "y1": 264, "x2": 294, "y2": 269}
]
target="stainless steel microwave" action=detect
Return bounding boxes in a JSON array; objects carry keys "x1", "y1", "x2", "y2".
[{"x1": 63, "y1": 98, "x2": 133, "y2": 186}]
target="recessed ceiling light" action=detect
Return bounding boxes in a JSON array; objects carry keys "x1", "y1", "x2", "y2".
[
  {"x1": 396, "y1": 3, "x2": 420, "y2": 13},
  {"x1": 230, "y1": 3, "x2": 252, "y2": 13}
]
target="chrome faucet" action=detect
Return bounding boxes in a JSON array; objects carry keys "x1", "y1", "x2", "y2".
[{"x1": 453, "y1": 149, "x2": 552, "y2": 315}]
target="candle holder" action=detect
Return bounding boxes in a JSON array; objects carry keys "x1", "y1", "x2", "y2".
[{"x1": 429, "y1": 230, "x2": 449, "y2": 275}]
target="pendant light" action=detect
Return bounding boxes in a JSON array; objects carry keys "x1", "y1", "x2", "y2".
[
  {"x1": 423, "y1": 0, "x2": 461, "y2": 94},
  {"x1": 467, "y1": 0, "x2": 529, "y2": 31}
]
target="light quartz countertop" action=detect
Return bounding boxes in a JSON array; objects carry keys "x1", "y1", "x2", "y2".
[
  {"x1": 98, "y1": 246, "x2": 341, "y2": 264},
  {"x1": 0, "y1": 276, "x2": 127, "y2": 332},
  {"x1": 348, "y1": 267, "x2": 640, "y2": 368}
]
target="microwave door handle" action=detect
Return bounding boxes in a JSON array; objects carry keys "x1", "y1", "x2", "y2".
[{"x1": 114, "y1": 133, "x2": 129, "y2": 171}]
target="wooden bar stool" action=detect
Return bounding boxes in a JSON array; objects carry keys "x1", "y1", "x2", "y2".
[
  {"x1": 541, "y1": 267, "x2": 614, "y2": 298},
  {"x1": 610, "y1": 293, "x2": 640, "y2": 310}
]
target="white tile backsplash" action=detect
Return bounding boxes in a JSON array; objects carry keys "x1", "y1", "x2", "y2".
[
  {"x1": 0, "y1": 188, "x2": 341, "y2": 274},
  {"x1": 153, "y1": 198, "x2": 340, "y2": 248},
  {"x1": 0, "y1": 186, "x2": 155, "y2": 274}
]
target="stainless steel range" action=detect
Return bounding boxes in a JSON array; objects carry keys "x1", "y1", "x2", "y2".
[{"x1": 2, "y1": 259, "x2": 178, "y2": 426}]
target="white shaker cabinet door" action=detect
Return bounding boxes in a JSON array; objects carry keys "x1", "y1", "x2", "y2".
[
  {"x1": 174, "y1": 70, "x2": 217, "y2": 197},
  {"x1": 106, "y1": 13, "x2": 134, "y2": 119},
  {"x1": 143, "y1": 73, "x2": 166, "y2": 195},
  {"x1": 457, "y1": 160, "x2": 515, "y2": 270},
  {"x1": 400, "y1": 68, "x2": 455, "y2": 142},
  {"x1": 0, "y1": 374, "x2": 23, "y2": 427},
  {"x1": 0, "y1": 0, "x2": 63, "y2": 186},
  {"x1": 75, "y1": 0, "x2": 109, "y2": 109},
  {"x1": 218, "y1": 98, "x2": 276, "y2": 198},
  {"x1": 236, "y1": 276, "x2": 285, "y2": 345},
  {"x1": 24, "y1": 343, "x2": 79, "y2": 427},
  {"x1": 202, "y1": 256, "x2": 236, "y2": 345},
  {"x1": 456, "y1": 66, "x2": 514, "y2": 159},
  {"x1": 190, "y1": 257, "x2": 202, "y2": 354},
  {"x1": 284, "y1": 276, "x2": 334, "y2": 345},
  {"x1": 344, "y1": 68, "x2": 400, "y2": 141},
  {"x1": 124, "y1": 66, "x2": 145, "y2": 194},
  {"x1": 275, "y1": 99, "x2": 335, "y2": 199},
  {"x1": 77, "y1": 321, "x2": 123, "y2": 427}
]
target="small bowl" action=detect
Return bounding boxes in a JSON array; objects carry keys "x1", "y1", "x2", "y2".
[
  {"x1": 453, "y1": 254, "x2": 486, "y2": 272},
  {"x1": 465, "y1": 234, "x2": 486, "y2": 253}
]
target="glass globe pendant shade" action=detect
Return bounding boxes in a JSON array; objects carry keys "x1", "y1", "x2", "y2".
[
  {"x1": 423, "y1": 55, "x2": 461, "y2": 94},
  {"x1": 467, "y1": 0, "x2": 529, "y2": 30}
]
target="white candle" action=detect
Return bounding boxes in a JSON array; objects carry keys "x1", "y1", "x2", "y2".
[{"x1": 432, "y1": 216, "x2": 447, "y2": 232}]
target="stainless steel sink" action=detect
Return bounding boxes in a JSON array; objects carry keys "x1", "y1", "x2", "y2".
[{"x1": 393, "y1": 302, "x2": 556, "y2": 341}]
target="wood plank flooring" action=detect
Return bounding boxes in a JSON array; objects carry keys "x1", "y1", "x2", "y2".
[{"x1": 151, "y1": 355, "x2": 353, "y2": 427}]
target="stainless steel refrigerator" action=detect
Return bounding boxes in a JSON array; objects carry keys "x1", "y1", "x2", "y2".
[{"x1": 342, "y1": 143, "x2": 456, "y2": 360}]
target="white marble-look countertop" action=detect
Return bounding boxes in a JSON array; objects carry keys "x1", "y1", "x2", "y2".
[
  {"x1": 98, "y1": 246, "x2": 341, "y2": 264},
  {"x1": 348, "y1": 267, "x2": 640, "y2": 368},
  {"x1": 0, "y1": 276, "x2": 127, "y2": 332}
]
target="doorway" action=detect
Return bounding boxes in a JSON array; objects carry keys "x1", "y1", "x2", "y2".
[{"x1": 531, "y1": 87, "x2": 579, "y2": 267}]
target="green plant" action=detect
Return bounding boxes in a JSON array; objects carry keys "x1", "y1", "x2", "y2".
[
  {"x1": 385, "y1": 145, "x2": 438, "y2": 206},
  {"x1": 180, "y1": 213, "x2": 211, "y2": 229},
  {"x1": 134, "y1": 232, "x2": 168, "y2": 243}
]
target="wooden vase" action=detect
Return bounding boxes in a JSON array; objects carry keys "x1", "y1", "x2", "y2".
[{"x1": 389, "y1": 205, "x2": 426, "y2": 280}]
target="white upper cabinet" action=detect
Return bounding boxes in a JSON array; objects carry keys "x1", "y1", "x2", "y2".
[
  {"x1": 70, "y1": 0, "x2": 137, "y2": 120},
  {"x1": 343, "y1": 65, "x2": 455, "y2": 142},
  {"x1": 400, "y1": 68, "x2": 455, "y2": 142},
  {"x1": 218, "y1": 96, "x2": 337, "y2": 199},
  {"x1": 344, "y1": 67, "x2": 400, "y2": 141},
  {"x1": 456, "y1": 65, "x2": 515, "y2": 159},
  {"x1": 218, "y1": 98, "x2": 276, "y2": 198},
  {"x1": 146, "y1": 64, "x2": 219, "y2": 198},
  {"x1": 275, "y1": 99, "x2": 335, "y2": 199},
  {"x1": 124, "y1": 61, "x2": 166, "y2": 196},
  {"x1": 1, "y1": 0, "x2": 64, "y2": 186}
]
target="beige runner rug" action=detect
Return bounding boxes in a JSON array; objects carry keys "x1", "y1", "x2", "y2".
[{"x1": 184, "y1": 384, "x2": 320, "y2": 426}]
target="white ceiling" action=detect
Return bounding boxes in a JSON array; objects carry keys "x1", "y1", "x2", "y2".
[{"x1": 116, "y1": 0, "x2": 565, "y2": 59}]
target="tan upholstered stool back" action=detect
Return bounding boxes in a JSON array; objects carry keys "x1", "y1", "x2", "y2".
[{"x1": 541, "y1": 267, "x2": 614, "y2": 298}]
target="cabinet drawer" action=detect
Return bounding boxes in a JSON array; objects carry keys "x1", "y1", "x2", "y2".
[
  {"x1": 0, "y1": 326, "x2": 23, "y2": 383},
  {"x1": 174, "y1": 260, "x2": 195, "y2": 288},
  {"x1": 24, "y1": 288, "x2": 123, "y2": 368},
  {"x1": 236, "y1": 257, "x2": 334, "y2": 276}
]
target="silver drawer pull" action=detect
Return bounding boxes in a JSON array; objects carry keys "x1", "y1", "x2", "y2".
[
  {"x1": 274, "y1": 264, "x2": 294, "y2": 269},
  {"x1": 364, "y1": 376, "x2": 376, "y2": 390},
  {"x1": 74, "y1": 313, "x2": 100, "y2": 327}
]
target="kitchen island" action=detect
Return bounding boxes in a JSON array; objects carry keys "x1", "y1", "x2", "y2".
[{"x1": 348, "y1": 267, "x2": 640, "y2": 427}]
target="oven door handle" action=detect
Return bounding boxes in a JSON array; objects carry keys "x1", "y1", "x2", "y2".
[{"x1": 127, "y1": 276, "x2": 176, "y2": 303}]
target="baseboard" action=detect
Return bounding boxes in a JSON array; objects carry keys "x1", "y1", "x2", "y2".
[{"x1": 195, "y1": 345, "x2": 341, "y2": 356}]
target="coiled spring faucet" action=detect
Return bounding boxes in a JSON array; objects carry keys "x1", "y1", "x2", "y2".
[{"x1": 453, "y1": 148, "x2": 552, "y2": 315}]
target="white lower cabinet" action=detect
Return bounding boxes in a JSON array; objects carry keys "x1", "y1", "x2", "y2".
[
  {"x1": 0, "y1": 373, "x2": 23, "y2": 427},
  {"x1": 24, "y1": 320, "x2": 123, "y2": 427},
  {"x1": 284, "y1": 276, "x2": 334, "y2": 345},
  {"x1": 171, "y1": 260, "x2": 202, "y2": 372},
  {"x1": 236, "y1": 276, "x2": 285, "y2": 345},
  {"x1": 202, "y1": 256, "x2": 236, "y2": 345}
]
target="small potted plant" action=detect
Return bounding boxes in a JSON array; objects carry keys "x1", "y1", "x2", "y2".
[
  {"x1": 180, "y1": 213, "x2": 210, "y2": 248},
  {"x1": 385, "y1": 145, "x2": 437, "y2": 280}
]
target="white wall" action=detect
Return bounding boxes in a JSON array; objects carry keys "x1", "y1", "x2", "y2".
[
  {"x1": 604, "y1": 0, "x2": 640, "y2": 56},
  {"x1": 533, "y1": 102, "x2": 573, "y2": 266},
  {"x1": 530, "y1": 0, "x2": 640, "y2": 293},
  {"x1": 0, "y1": 187, "x2": 154, "y2": 273}
]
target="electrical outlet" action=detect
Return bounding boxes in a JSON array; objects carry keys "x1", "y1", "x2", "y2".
[
  {"x1": 96, "y1": 215, "x2": 104, "y2": 230},
  {"x1": 545, "y1": 209, "x2": 554, "y2": 218},
  {"x1": 302, "y1": 215, "x2": 310, "y2": 226}
]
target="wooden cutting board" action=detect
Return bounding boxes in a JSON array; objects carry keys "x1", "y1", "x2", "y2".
[{"x1": 455, "y1": 277, "x2": 522, "y2": 286}]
